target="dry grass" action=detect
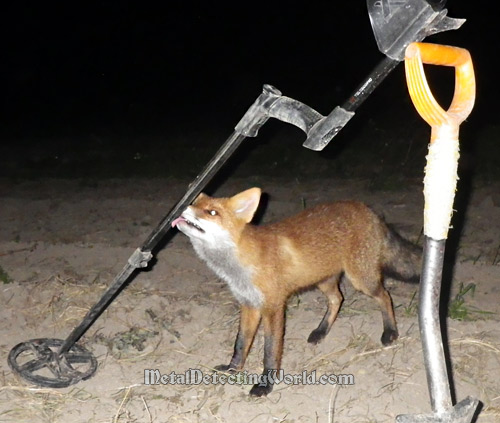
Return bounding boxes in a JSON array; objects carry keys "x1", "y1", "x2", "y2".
[
  {"x1": 18, "y1": 272, "x2": 110, "y2": 332},
  {"x1": 0, "y1": 382, "x2": 95, "y2": 423},
  {"x1": 2, "y1": 268, "x2": 499, "y2": 422}
]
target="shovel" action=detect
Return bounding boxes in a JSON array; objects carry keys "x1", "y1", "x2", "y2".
[
  {"x1": 7, "y1": 2, "x2": 465, "y2": 388},
  {"x1": 395, "y1": 42, "x2": 478, "y2": 422}
]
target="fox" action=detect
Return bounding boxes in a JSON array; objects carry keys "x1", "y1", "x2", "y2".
[{"x1": 171, "y1": 187, "x2": 420, "y2": 396}]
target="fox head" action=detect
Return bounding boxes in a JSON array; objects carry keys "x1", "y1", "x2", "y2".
[{"x1": 172, "y1": 188, "x2": 261, "y2": 248}]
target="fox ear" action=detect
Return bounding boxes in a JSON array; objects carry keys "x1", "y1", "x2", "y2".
[
  {"x1": 193, "y1": 192, "x2": 207, "y2": 204},
  {"x1": 229, "y1": 188, "x2": 261, "y2": 223}
]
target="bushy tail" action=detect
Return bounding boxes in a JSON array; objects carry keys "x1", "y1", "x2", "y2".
[{"x1": 382, "y1": 226, "x2": 421, "y2": 284}]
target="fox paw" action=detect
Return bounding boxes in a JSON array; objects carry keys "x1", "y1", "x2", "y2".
[
  {"x1": 214, "y1": 364, "x2": 237, "y2": 374},
  {"x1": 307, "y1": 328, "x2": 326, "y2": 345},
  {"x1": 250, "y1": 383, "x2": 273, "y2": 397},
  {"x1": 381, "y1": 328, "x2": 398, "y2": 346}
]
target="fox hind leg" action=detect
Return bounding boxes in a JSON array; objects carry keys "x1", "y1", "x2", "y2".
[
  {"x1": 308, "y1": 277, "x2": 343, "y2": 344},
  {"x1": 347, "y1": 269, "x2": 398, "y2": 346},
  {"x1": 372, "y1": 285, "x2": 398, "y2": 345}
]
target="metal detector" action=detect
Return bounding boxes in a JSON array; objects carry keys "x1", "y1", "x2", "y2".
[{"x1": 8, "y1": 0, "x2": 464, "y2": 389}]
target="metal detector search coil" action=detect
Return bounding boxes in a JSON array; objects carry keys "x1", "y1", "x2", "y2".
[{"x1": 8, "y1": 338, "x2": 97, "y2": 388}]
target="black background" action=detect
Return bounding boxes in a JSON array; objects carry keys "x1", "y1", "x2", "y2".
[{"x1": 1, "y1": 1, "x2": 497, "y2": 181}]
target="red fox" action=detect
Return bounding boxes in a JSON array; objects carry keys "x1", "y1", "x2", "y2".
[{"x1": 172, "y1": 188, "x2": 420, "y2": 396}]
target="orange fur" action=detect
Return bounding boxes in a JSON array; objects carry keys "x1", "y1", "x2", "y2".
[{"x1": 173, "y1": 188, "x2": 420, "y2": 396}]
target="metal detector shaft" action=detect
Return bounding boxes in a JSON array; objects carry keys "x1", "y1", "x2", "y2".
[
  {"x1": 9, "y1": 84, "x2": 294, "y2": 387},
  {"x1": 59, "y1": 131, "x2": 247, "y2": 354},
  {"x1": 302, "y1": 56, "x2": 398, "y2": 150},
  {"x1": 57, "y1": 83, "x2": 288, "y2": 354},
  {"x1": 343, "y1": 56, "x2": 399, "y2": 112},
  {"x1": 59, "y1": 262, "x2": 137, "y2": 354},
  {"x1": 142, "y1": 131, "x2": 247, "y2": 250},
  {"x1": 303, "y1": 0, "x2": 465, "y2": 151}
]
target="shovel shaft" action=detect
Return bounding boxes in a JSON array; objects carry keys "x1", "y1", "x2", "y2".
[{"x1": 419, "y1": 236, "x2": 452, "y2": 414}]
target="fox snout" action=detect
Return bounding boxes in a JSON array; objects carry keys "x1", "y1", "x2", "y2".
[{"x1": 172, "y1": 207, "x2": 204, "y2": 232}]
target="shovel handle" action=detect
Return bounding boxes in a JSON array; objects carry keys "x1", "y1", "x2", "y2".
[
  {"x1": 405, "y1": 42, "x2": 476, "y2": 241},
  {"x1": 405, "y1": 42, "x2": 475, "y2": 136}
]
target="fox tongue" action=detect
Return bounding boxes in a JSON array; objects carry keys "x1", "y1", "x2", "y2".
[{"x1": 171, "y1": 216, "x2": 186, "y2": 228}]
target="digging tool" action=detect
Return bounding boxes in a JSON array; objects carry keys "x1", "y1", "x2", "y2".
[
  {"x1": 8, "y1": 2, "x2": 465, "y2": 388},
  {"x1": 396, "y1": 42, "x2": 478, "y2": 422}
]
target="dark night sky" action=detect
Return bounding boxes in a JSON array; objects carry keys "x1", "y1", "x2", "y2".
[{"x1": 1, "y1": 1, "x2": 497, "y2": 178}]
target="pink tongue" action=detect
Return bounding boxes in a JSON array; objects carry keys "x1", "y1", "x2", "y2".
[{"x1": 171, "y1": 216, "x2": 186, "y2": 228}]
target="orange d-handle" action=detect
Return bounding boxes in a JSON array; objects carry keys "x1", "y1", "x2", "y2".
[{"x1": 405, "y1": 43, "x2": 475, "y2": 240}]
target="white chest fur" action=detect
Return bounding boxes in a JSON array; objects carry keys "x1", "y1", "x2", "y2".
[{"x1": 190, "y1": 235, "x2": 263, "y2": 308}]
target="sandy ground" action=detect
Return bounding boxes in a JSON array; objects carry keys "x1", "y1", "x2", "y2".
[{"x1": 0, "y1": 176, "x2": 499, "y2": 423}]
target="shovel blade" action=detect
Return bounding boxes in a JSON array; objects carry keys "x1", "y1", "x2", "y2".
[{"x1": 396, "y1": 396, "x2": 480, "y2": 423}]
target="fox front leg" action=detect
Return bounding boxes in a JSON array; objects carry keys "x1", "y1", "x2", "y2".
[
  {"x1": 249, "y1": 305, "x2": 285, "y2": 397},
  {"x1": 215, "y1": 305, "x2": 261, "y2": 373}
]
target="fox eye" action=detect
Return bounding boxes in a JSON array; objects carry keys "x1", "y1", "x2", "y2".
[{"x1": 206, "y1": 209, "x2": 218, "y2": 216}]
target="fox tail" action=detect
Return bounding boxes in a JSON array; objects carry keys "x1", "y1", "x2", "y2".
[{"x1": 382, "y1": 226, "x2": 421, "y2": 284}]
